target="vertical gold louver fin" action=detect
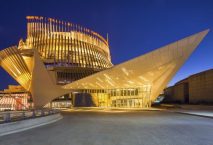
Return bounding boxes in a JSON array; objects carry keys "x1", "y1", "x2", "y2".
[
  {"x1": 0, "y1": 46, "x2": 32, "y2": 91},
  {"x1": 25, "y1": 16, "x2": 112, "y2": 70}
]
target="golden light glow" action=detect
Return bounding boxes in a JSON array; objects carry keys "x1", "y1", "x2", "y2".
[
  {"x1": 0, "y1": 16, "x2": 209, "y2": 108},
  {"x1": 0, "y1": 46, "x2": 32, "y2": 90},
  {"x1": 25, "y1": 16, "x2": 112, "y2": 70}
]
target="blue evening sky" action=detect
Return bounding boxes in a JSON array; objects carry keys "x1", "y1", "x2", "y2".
[{"x1": 0, "y1": 0, "x2": 212, "y2": 90}]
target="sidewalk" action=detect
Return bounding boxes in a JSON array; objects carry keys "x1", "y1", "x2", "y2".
[
  {"x1": 159, "y1": 104, "x2": 213, "y2": 119},
  {"x1": 62, "y1": 105, "x2": 213, "y2": 118},
  {"x1": 62, "y1": 107, "x2": 163, "y2": 113}
]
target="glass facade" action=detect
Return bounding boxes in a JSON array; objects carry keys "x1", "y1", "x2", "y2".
[{"x1": 50, "y1": 86, "x2": 152, "y2": 108}]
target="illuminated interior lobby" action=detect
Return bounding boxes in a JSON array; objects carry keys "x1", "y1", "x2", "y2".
[{"x1": 0, "y1": 16, "x2": 209, "y2": 109}]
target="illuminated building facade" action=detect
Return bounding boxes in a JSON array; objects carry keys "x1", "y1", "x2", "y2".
[
  {"x1": 25, "y1": 16, "x2": 112, "y2": 85},
  {"x1": 0, "y1": 16, "x2": 209, "y2": 108},
  {"x1": 0, "y1": 85, "x2": 31, "y2": 111}
]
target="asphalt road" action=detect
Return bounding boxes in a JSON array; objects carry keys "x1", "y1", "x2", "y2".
[{"x1": 0, "y1": 110, "x2": 213, "y2": 145}]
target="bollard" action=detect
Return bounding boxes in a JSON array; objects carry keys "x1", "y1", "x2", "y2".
[
  {"x1": 53, "y1": 110, "x2": 56, "y2": 114},
  {"x1": 48, "y1": 110, "x2": 52, "y2": 115},
  {"x1": 32, "y1": 110, "x2": 36, "y2": 118},
  {"x1": 22, "y1": 112, "x2": 25, "y2": 118},
  {"x1": 3, "y1": 113, "x2": 11, "y2": 122},
  {"x1": 40, "y1": 110, "x2": 45, "y2": 116}
]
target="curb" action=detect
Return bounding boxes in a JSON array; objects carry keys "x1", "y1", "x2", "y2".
[
  {"x1": 0, "y1": 113, "x2": 63, "y2": 137},
  {"x1": 63, "y1": 108, "x2": 164, "y2": 113},
  {"x1": 163, "y1": 110, "x2": 213, "y2": 119}
]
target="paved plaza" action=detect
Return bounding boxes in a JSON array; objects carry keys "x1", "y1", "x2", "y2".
[{"x1": 0, "y1": 110, "x2": 213, "y2": 145}]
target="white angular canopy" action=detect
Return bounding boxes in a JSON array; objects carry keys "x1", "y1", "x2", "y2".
[{"x1": 63, "y1": 29, "x2": 209, "y2": 101}]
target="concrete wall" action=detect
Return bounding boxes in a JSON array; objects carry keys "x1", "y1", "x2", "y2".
[
  {"x1": 164, "y1": 84, "x2": 187, "y2": 103},
  {"x1": 163, "y1": 69, "x2": 213, "y2": 104},
  {"x1": 173, "y1": 83, "x2": 186, "y2": 103},
  {"x1": 189, "y1": 70, "x2": 213, "y2": 104},
  {"x1": 0, "y1": 113, "x2": 62, "y2": 137},
  {"x1": 164, "y1": 86, "x2": 175, "y2": 102}
]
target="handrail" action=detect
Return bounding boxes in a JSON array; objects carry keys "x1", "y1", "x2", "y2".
[{"x1": 0, "y1": 109, "x2": 60, "y2": 124}]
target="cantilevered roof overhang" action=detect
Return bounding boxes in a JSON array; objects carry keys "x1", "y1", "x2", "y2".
[{"x1": 63, "y1": 29, "x2": 209, "y2": 101}]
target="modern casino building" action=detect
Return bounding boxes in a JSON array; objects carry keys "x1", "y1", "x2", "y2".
[{"x1": 0, "y1": 16, "x2": 209, "y2": 109}]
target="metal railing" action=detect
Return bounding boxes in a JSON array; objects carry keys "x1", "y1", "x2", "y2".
[{"x1": 0, "y1": 109, "x2": 60, "y2": 124}]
